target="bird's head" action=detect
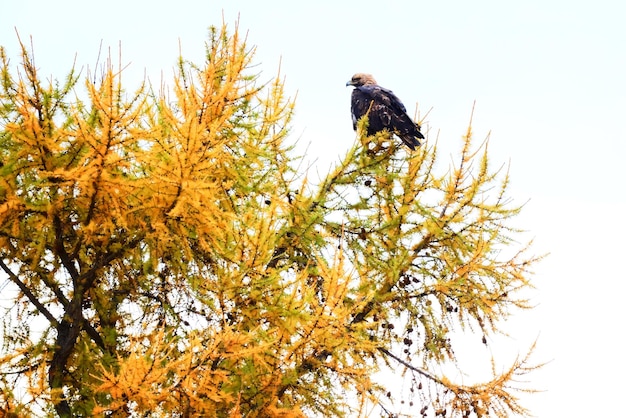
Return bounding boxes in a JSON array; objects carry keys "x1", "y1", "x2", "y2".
[{"x1": 346, "y1": 73, "x2": 377, "y2": 87}]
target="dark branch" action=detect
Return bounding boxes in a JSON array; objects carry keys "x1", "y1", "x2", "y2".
[
  {"x1": 0, "y1": 259, "x2": 58, "y2": 327},
  {"x1": 377, "y1": 347, "x2": 442, "y2": 384}
]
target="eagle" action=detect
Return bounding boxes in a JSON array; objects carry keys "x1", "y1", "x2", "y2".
[{"x1": 346, "y1": 73, "x2": 424, "y2": 150}]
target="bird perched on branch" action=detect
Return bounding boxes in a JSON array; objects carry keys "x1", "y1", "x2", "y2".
[{"x1": 346, "y1": 73, "x2": 424, "y2": 150}]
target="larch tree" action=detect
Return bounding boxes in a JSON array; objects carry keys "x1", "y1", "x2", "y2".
[{"x1": 0, "y1": 22, "x2": 541, "y2": 418}]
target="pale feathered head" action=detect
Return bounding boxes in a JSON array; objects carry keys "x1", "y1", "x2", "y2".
[{"x1": 346, "y1": 73, "x2": 377, "y2": 87}]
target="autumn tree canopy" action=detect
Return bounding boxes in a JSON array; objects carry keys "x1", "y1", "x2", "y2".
[{"x1": 0, "y1": 23, "x2": 541, "y2": 417}]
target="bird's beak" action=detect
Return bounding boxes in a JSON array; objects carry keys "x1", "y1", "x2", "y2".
[{"x1": 346, "y1": 80, "x2": 354, "y2": 87}]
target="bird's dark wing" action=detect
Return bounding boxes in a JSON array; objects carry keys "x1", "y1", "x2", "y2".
[
  {"x1": 351, "y1": 85, "x2": 423, "y2": 149},
  {"x1": 372, "y1": 85, "x2": 408, "y2": 113},
  {"x1": 351, "y1": 85, "x2": 396, "y2": 133}
]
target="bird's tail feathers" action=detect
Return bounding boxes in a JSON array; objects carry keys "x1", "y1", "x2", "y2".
[{"x1": 398, "y1": 134, "x2": 421, "y2": 150}]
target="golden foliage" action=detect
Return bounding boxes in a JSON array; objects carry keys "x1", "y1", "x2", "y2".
[{"x1": 0, "y1": 23, "x2": 542, "y2": 417}]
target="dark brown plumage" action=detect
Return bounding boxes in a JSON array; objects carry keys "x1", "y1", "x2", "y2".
[{"x1": 346, "y1": 73, "x2": 423, "y2": 150}]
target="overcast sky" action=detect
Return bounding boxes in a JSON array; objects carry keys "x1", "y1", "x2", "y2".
[{"x1": 2, "y1": 1, "x2": 625, "y2": 416}]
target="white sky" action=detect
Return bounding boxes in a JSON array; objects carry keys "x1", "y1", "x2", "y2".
[{"x1": 2, "y1": 1, "x2": 625, "y2": 416}]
